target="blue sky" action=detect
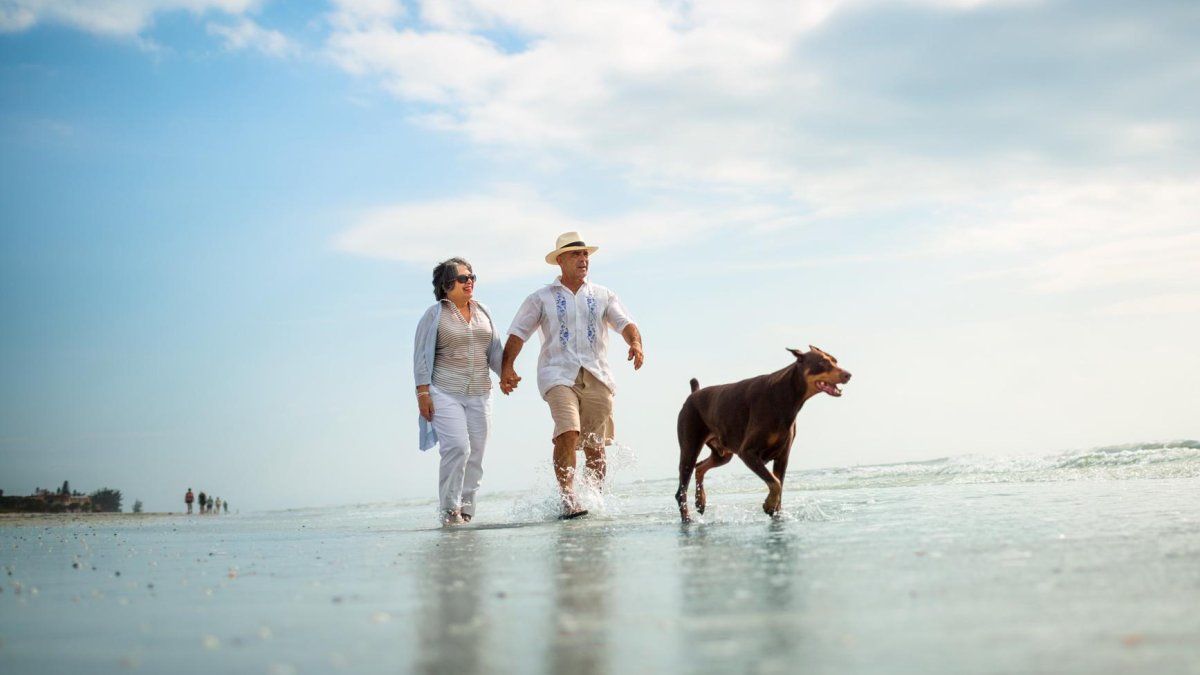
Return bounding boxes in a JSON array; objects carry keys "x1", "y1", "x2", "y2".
[{"x1": 2, "y1": 0, "x2": 1197, "y2": 513}]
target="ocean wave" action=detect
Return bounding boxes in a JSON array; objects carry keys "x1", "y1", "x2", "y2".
[{"x1": 792, "y1": 440, "x2": 1200, "y2": 491}]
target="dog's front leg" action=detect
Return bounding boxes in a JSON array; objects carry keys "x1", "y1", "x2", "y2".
[
  {"x1": 763, "y1": 485, "x2": 783, "y2": 517},
  {"x1": 738, "y1": 454, "x2": 783, "y2": 516},
  {"x1": 675, "y1": 485, "x2": 692, "y2": 523},
  {"x1": 770, "y1": 455, "x2": 790, "y2": 517}
]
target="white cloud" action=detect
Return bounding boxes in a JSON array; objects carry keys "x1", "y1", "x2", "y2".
[
  {"x1": 1022, "y1": 231, "x2": 1200, "y2": 294},
  {"x1": 328, "y1": 0, "x2": 405, "y2": 30},
  {"x1": 207, "y1": 17, "x2": 296, "y2": 58},
  {"x1": 929, "y1": 176, "x2": 1200, "y2": 298},
  {"x1": 325, "y1": 0, "x2": 1118, "y2": 190},
  {"x1": 1098, "y1": 292, "x2": 1200, "y2": 317},
  {"x1": 325, "y1": 0, "x2": 1200, "y2": 309},
  {"x1": 0, "y1": 6, "x2": 36, "y2": 32},
  {"x1": 334, "y1": 187, "x2": 575, "y2": 281},
  {"x1": 328, "y1": 27, "x2": 509, "y2": 104},
  {"x1": 936, "y1": 178, "x2": 1200, "y2": 255},
  {"x1": 324, "y1": 1, "x2": 826, "y2": 158},
  {"x1": 333, "y1": 184, "x2": 759, "y2": 280},
  {"x1": 0, "y1": 0, "x2": 261, "y2": 36}
]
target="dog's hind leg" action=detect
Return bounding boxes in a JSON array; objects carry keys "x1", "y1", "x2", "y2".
[
  {"x1": 695, "y1": 444, "x2": 733, "y2": 515},
  {"x1": 676, "y1": 404, "x2": 707, "y2": 523},
  {"x1": 738, "y1": 453, "x2": 784, "y2": 517}
]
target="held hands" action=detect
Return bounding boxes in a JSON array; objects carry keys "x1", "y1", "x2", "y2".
[{"x1": 500, "y1": 367, "x2": 522, "y2": 395}]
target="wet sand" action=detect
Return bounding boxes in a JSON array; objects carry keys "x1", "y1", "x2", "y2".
[
  {"x1": 2, "y1": 476, "x2": 1198, "y2": 675},
  {"x1": 1, "y1": 512, "x2": 185, "y2": 526}
]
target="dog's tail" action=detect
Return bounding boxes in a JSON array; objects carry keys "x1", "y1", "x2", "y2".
[{"x1": 689, "y1": 378, "x2": 700, "y2": 393}]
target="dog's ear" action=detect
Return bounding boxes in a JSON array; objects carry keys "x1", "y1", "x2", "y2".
[
  {"x1": 787, "y1": 347, "x2": 805, "y2": 359},
  {"x1": 808, "y1": 345, "x2": 838, "y2": 365}
]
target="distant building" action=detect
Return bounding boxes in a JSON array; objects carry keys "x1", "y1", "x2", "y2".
[{"x1": 0, "y1": 490, "x2": 93, "y2": 513}]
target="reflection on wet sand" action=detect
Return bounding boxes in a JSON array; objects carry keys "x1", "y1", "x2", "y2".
[
  {"x1": 416, "y1": 529, "x2": 487, "y2": 675},
  {"x1": 549, "y1": 524, "x2": 613, "y2": 675},
  {"x1": 676, "y1": 520, "x2": 804, "y2": 670}
]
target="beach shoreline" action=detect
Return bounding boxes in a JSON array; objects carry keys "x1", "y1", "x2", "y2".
[{"x1": 0, "y1": 511, "x2": 193, "y2": 526}]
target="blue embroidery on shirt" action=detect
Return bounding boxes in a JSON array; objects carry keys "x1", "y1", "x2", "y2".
[
  {"x1": 555, "y1": 290, "x2": 569, "y2": 347},
  {"x1": 586, "y1": 290, "x2": 597, "y2": 347}
]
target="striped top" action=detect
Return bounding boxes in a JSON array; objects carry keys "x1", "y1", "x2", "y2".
[{"x1": 431, "y1": 299, "x2": 494, "y2": 395}]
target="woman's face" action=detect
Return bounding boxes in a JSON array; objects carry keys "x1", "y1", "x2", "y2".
[{"x1": 445, "y1": 264, "x2": 475, "y2": 304}]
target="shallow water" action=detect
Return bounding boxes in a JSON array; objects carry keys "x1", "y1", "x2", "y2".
[{"x1": 3, "y1": 445, "x2": 1199, "y2": 675}]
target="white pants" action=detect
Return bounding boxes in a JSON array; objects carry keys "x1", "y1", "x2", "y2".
[{"x1": 429, "y1": 385, "x2": 491, "y2": 516}]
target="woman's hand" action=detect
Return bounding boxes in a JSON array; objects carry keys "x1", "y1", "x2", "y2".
[{"x1": 418, "y1": 392, "x2": 434, "y2": 421}]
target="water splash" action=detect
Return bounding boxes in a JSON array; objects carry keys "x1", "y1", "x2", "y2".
[{"x1": 504, "y1": 439, "x2": 643, "y2": 521}]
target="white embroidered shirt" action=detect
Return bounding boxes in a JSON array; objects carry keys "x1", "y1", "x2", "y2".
[{"x1": 506, "y1": 277, "x2": 635, "y2": 398}]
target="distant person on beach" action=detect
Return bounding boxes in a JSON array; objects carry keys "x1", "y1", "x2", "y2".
[
  {"x1": 185, "y1": 488, "x2": 194, "y2": 514},
  {"x1": 214, "y1": 497, "x2": 222, "y2": 514},
  {"x1": 198, "y1": 491, "x2": 207, "y2": 514},
  {"x1": 500, "y1": 232, "x2": 644, "y2": 519},
  {"x1": 414, "y1": 257, "x2": 504, "y2": 526}
]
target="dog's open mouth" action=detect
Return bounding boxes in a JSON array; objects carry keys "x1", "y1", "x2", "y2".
[{"x1": 816, "y1": 381, "x2": 843, "y2": 397}]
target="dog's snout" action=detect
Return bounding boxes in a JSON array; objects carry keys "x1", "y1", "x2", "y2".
[{"x1": 841, "y1": 369, "x2": 852, "y2": 382}]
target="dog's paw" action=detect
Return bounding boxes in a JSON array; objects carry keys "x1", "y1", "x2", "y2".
[{"x1": 695, "y1": 487, "x2": 707, "y2": 514}]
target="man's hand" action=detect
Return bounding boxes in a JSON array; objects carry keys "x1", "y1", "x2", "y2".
[
  {"x1": 500, "y1": 367, "x2": 522, "y2": 394},
  {"x1": 500, "y1": 335, "x2": 525, "y2": 395},
  {"x1": 418, "y1": 393, "x2": 434, "y2": 421},
  {"x1": 622, "y1": 324, "x2": 644, "y2": 370},
  {"x1": 627, "y1": 342, "x2": 644, "y2": 370}
]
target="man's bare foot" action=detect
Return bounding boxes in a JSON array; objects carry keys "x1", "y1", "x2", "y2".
[{"x1": 560, "y1": 494, "x2": 588, "y2": 520}]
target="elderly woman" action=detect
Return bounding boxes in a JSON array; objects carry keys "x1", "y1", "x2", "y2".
[{"x1": 413, "y1": 257, "x2": 503, "y2": 525}]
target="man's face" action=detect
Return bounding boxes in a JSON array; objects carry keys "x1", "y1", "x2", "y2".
[{"x1": 558, "y1": 249, "x2": 589, "y2": 281}]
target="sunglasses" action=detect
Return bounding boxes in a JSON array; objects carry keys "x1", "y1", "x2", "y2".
[{"x1": 454, "y1": 274, "x2": 477, "y2": 284}]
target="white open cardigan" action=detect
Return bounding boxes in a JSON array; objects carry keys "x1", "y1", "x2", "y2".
[{"x1": 412, "y1": 300, "x2": 504, "y2": 451}]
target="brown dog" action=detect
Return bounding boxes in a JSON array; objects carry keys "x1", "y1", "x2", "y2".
[{"x1": 675, "y1": 346, "x2": 851, "y2": 522}]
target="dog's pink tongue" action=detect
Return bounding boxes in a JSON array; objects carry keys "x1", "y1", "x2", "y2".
[{"x1": 818, "y1": 381, "x2": 842, "y2": 396}]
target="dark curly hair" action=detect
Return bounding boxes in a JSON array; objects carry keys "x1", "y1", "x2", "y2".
[{"x1": 432, "y1": 257, "x2": 473, "y2": 300}]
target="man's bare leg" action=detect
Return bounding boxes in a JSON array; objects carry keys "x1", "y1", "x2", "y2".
[
  {"x1": 583, "y1": 443, "x2": 606, "y2": 489},
  {"x1": 553, "y1": 430, "x2": 586, "y2": 514}
]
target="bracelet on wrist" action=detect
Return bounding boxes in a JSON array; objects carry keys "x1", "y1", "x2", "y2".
[{"x1": 417, "y1": 391, "x2": 430, "y2": 397}]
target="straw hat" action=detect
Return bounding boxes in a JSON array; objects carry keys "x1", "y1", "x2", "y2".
[{"x1": 545, "y1": 231, "x2": 599, "y2": 265}]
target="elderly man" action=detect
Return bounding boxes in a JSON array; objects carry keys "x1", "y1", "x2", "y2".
[{"x1": 501, "y1": 232, "x2": 644, "y2": 518}]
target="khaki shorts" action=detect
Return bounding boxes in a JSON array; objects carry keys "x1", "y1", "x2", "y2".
[{"x1": 546, "y1": 368, "x2": 614, "y2": 448}]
